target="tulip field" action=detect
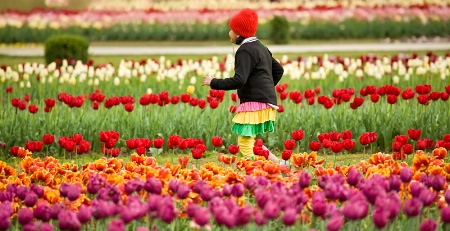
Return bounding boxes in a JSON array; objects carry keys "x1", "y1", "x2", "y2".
[{"x1": 0, "y1": 51, "x2": 450, "y2": 230}]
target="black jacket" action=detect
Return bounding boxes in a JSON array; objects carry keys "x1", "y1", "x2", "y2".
[{"x1": 210, "y1": 41, "x2": 284, "y2": 105}]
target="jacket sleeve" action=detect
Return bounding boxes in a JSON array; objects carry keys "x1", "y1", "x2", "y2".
[
  {"x1": 210, "y1": 50, "x2": 255, "y2": 90},
  {"x1": 271, "y1": 57, "x2": 284, "y2": 85}
]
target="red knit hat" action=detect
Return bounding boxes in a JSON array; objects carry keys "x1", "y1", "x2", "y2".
[{"x1": 229, "y1": 8, "x2": 258, "y2": 38}]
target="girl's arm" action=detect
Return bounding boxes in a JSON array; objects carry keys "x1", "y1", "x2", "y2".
[{"x1": 209, "y1": 51, "x2": 255, "y2": 90}]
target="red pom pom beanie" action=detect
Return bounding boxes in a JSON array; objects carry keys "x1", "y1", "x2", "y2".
[{"x1": 229, "y1": 8, "x2": 258, "y2": 38}]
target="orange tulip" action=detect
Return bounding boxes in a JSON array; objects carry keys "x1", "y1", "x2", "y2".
[
  {"x1": 433, "y1": 147, "x2": 447, "y2": 159},
  {"x1": 411, "y1": 152, "x2": 430, "y2": 172},
  {"x1": 44, "y1": 188, "x2": 60, "y2": 204},
  {"x1": 178, "y1": 156, "x2": 189, "y2": 168},
  {"x1": 17, "y1": 147, "x2": 32, "y2": 159},
  {"x1": 218, "y1": 153, "x2": 237, "y2": 165},
  {"x1": 291, "y1": 153, "x2": 307, "y2": 168}
]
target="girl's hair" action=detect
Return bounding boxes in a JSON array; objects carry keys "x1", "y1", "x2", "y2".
[{"x1": 235, "y1": 36, "x2": 246, "y2": 45}]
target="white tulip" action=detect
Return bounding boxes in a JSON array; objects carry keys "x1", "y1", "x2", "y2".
[
  {"x1": 140, "y1": 74, "x2": 147, "y2": 82},
  {"x1": 18, "y1": 64, "x2": 23, "y2": 73},
  {"x1": 62, "y1": 59, "x2": 68, "y2": 67},
  {"x1": 147, "y1": 88, "x2": 152, "y2": 94},
  {"x1": 88, "y1": 79, "x2": 93, "y2": 86},
  {"x1": 132, "y1": 69, "x2": 138, "y2": 77},
  {"x1": 23, "y1": 73, "x2": 29, "y2": 81},
  {"x1": 338, "y1": 75, "x2": 344, "y2": 82},
  {"x1": 355, "y1": 69, "x2": 364, "y2": 78},
  {"x1": 190, "y1": 76, "x2": 197, "y2": 85},
  {"x1": 48, "y1": 77, "x2": 53, "y2": 83},
  {"x1": 69, "y1": 78, "x2": 76, "y2": 85},
  {"x1": 393, "y1": 75, "x2": 399, "y2": 84},
  {"x1": 404, "y1": 73, "x2": 410, "y2": 81},
  {"x1": 375, "y1": 73, "x2": 382, "y2": 79},
  {"x1": 441, "y1": 73, "x2": 446, "y2": 80},
  {"x1": 125, "y1": 79, "x2": 130, "y2": 85},
  {"x1": 0, "y1": 76, "x2": 4, "y2": 83},
  {"x1": 40, "y1": 76, "x2": 46, "y2": 84},
  {"x1": 303, "y1": 72, "x2": 310, "y2": 80},
  {"x1": 67, "y1": 66, "x2": 74, "y2": 73},
  {"x1": 94, "y1": 78, "x2": 99, "y2": 86},
  {"x1": 19, "y1": 81, "x2": 24, "y2": 88},
  {"x1": 48, "y1": 63, "x2": 56, "y2": 72}
]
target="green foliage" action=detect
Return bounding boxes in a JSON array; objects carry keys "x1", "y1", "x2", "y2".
[
  {"x1": 269, "y1": 15, "x2": 291, "y2": 44},
  {"x1": 44, "y1": 34, "x2": 89, "y2": 64},
  {"x1": 1, "y1": 19, "x2": 449, "y2": 43}
]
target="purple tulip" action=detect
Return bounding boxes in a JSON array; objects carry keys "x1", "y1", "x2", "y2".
[
  {"x1": 6, "y1": 184, "x2": 17, "y2": 194},
  {"x1": 256, "y1": 176, "x2": 269, "y2": 187},
  {"x1": 97, "y1": 185, "x2": 121, "y2": 204},
  {"x1": 40, "y1": 223, "x2": 54, "y2": 231},
  {"x1": 327, "y1": 214, "x2": 344, "y2": 231},
  {"x1": 24, "y1": 191, "x2": 38, "y2": 207},
  {"x1": 231, "y1": 183, "x2": 245, "y2": 197},
  {"x1": 107, "y1": 219, "x2": 125, "y2": 231},
  {"x1": 318, "y1": 175, "x2": 330, "y2": 189},
  {"x1": 419, "y1": 189, "x2": 436, "y2": 207},
  {"x1": 400, "y1": 167, "x2": 413, "y2": 183},
  {"x1": 59, "y1": 182, "x2": 71, "y2": 197},
  {"x1": 176, "y1": 184, "x2": 190, "y2": 199},
  {"x1": 194, "y1": 206, "x2": 210, "y2": 226},
  {"x1": 282, "y1": 208, "x2": 297, "y2": 226},
  {"x1": 147, "y1": 195, "x2": 162, "y2": 212},
  {"x1": 0, "y1": 212, "x2": 11, "y2": 230},
  {"x1": 136, "y1": 227, "x2": 148, "y2": 231},
  {"x1": 92, "y1": 200, "x2": 114, "y2": 219},
  {"x1": 404, "y1": 198, "x2": 423, "y2": 217},
  {"x1": 420, "y1": 173, "x2": 431, "y2": 188},
  {"x1": 234, "y1": 206, "x2": 252, "y2": 227},
  {"x1": 223, "y1": 198, "x2": 238, "y2": 213},
  {"x1": 50, "y1": 204, "x2": 63, "y2": 220},
  {"x1": 30, "y1": 184, "x2": 44, "y2": 198},
  {"x1": 87, "y1": 174, "x2": 104, "y2": 194},
  {"x1": 388, "y1": 175, "x2": 401, "y2": 191},
  {"x1": 429, "y1": 174, "x2": 445, "y2": 192},
  {"x1": 420, "y1": 219, "x2": 438, "y2": 231},
  {"x1": 18, "y1": 207, "x2": 34, "y2": 225},
  {"x1": 23, "y1": 221, "x2": 40, "y2": 231},
  {"x1": 0, "y1": 192, "x2": 13, "y2": 202},
  {"x1": 58, "y1": 210, "x2": 81, "y2": 231},
  {"x1": 255, "y1": 188, "x2": 271, "y2": 209},
  {"x1": 244, "y1": 175, "x2": 257, "y2": 190},
  {"x1": 34, "y1": 204, "x2": 51, "y2": 222},
  {"x1": 312, "y1": 191, "x2": 327, "y2": 217},
  {"x1": 347, "y1": 167, "x2": 361, "y2": 186},
  {"x1": 124, "y1": 181, "x2": 138, "y2": 195},
  {"x1": 144, "y1": 177, "x2": 162, "y2": 195},
  {"x1": 445, "y1": 189, "x2": 450, "y2": 204},
  {"x1": 16, "y1": 186, "x2": 29, "y2": 200},
  {"x1": 298, "y1": 171, "x2": 311, "y2": 189},
  {"x1": 343, "y1": 197, "x2": 369, "y2": 220},
  {"x1": 263, "y1": 200, "x2": 281, "y2": 219},
  {"x1": 157, "y1": 199, "x2": 177, "y2": 223},
  {"x1": 222, "y1": 184, "x2": 232, "y2": 197},
  {"x1": 193, "y1": 180, "x2": 206, "y2": 194},
  {"x1": 0, "y1": 201, "x2": 13, "y2": 217},
  {"x1": 441, "y1": 206, "x2": 450, "y2": 223},
  {"x1": 77, "y1": 204, "x2": 92, "y2": 224},
  {"x1": 410, "y1": 181, "x2": 424, "y2": 198},
  {"x1": 200, "y1": 186, "x2": 214, "y2": 201},
  {"x1": 254, "y1": 210, "x2": 268, "y2": 226},
  {"x1": 186, "y1": 203, "x2": 197, "y2": 218},
  {"x1": 324, "y1": 183, "x2": 340, "y2": 200},
  {"x1": 372, "y1": 207, "x2": 389, "y2": 228},
  {"x1": 386, "y1": 193, "x2": 402, "y2": 220},
  {"x1": 168, "y1": 179, "x2": 179, "y2": 193},
  {"x1": 119, "y1": 207, "x2": 135, "y2": 224},
  {"x1": 361, "y1": 182, "x2": 386, "y2": 205}
]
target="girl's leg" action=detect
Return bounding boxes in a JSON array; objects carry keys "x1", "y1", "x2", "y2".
[
  {"x1": 262, "y1": 145, "x2": 280, "y2": 163},
  {"x1": 237, "y1": 135, "x2": 255, "y2": 159}
]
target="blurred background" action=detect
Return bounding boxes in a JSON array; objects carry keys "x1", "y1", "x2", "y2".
[{"x1": 1, "y1": 0, "x2": 449, "y2": 44}]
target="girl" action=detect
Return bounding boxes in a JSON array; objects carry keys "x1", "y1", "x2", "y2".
[{"x1": 202, "y1": 8, "x2": 285, "y2": 163}]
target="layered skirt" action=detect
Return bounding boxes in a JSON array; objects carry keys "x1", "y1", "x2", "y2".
[{"x1": 231, "y1": 102, "x2": 277, "y2": 137}]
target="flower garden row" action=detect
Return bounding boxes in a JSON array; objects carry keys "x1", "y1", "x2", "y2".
[
  {"x1": 2, "y1": 5, "x2": 450, "y2": 42},
  {"x1": 0, "y1": 145, "x2": 449, "y2": 230}
]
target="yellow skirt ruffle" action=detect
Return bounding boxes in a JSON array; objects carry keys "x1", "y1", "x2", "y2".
[{"x1": 232, "y1": 107, "x2": 277, "y2": 124}]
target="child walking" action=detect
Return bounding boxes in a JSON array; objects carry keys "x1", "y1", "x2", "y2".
[{"x1": 202, "y1": 8, "x2": 285, "y2": 163}]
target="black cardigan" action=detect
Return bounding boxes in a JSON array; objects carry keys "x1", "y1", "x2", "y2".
[{"x1": 210, "y1": 41, "x2": 284, "y2": 105}]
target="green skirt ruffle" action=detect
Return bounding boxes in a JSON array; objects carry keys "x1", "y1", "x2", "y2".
[{"x1": 231, "y1": 121, "x2": 275, "y2": 137}]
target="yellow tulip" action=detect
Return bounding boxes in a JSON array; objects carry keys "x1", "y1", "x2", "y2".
[{"x1": 187, "y1": 85, "x2": 195, "y2": 94}]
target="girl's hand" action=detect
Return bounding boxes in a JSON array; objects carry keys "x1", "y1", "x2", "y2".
[{"x1": 202, "y1": 76, "x2": 214, "y2": 86}]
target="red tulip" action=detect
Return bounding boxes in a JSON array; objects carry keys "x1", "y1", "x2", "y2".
[
  {"x1": 342, "y1": 139, "x2": 356, "y2": 151},
  {"x1": 401, "y1": 88, "x2": 416, "y2": 100},
  {"x1": 309, "y1": 140, "x2": 321, "y2": 151},
  {"x1": 291, "y1": 129, "x2": 304, "y2": 141},
  {"x1": 11, "y1": 98, "x2": 20, "y2": 107},
  {"x1": 209, "y1": 100, "x2": 219, "y2": 109},
  {"x1": 394, "y1": 135, "x2": 408, "y2": 145},
  {"x1": 72, "y1": 134, "x2": 83, "y2": 145},
  {"x1": 417, "y1": 95, "x2": 429, "y2": 105},
  {"x1": 314, "y1": 86, "x2": 321, "y2": 94},
  {"x1": 170, "y1": 96, "x2": 179, "y2": 104},
  {"x1": 28, "y1": 105, "x2": 38, "y2": 114},
  {"x1": 198, "y1": 100, "x2": 206, "y2": 109},
  {"x1": 44, "y1": 106, "x2": 52, "y2": 113},
  {"x1": 407, "y1": 129, "x2": 422, "y2": 141},
  {"x1": 392, "y1": 141, "x2": 402, "y2": 152},
  {"x1": 231, "y1": 93, "x2": 237, "y2": 101},
  {"x1": 429, "y1": 92, "x2": 441, "y2": 101},
  {"x1": 44, "y1": 98, "x2": 56, "y2": 108},
  {"x1": 416, "y1": 139, "x2": 428, "y2": 150},
  {"x1": 42, "y1": 134, "x2": 54, "y2": 145},
  {"x1": 191, "y1": 148, "x2": 204, "y2": 159},
  {"x1": 342, "y1": 93, "x2": 351, "y2": 102},
  {"x1": 318, "y1": 133, "x2": 330, "y2": 143},
  {"x1": 10, "y1": 146, "x2": 20, "y2": 156},
  {"x1": 387, "y1": 95, "x2": 397, "y2": 104},
  {"x1": 126, "y1": 139, "x2": 136, "y2": 149},
  {"x1": 211, "y1": 136, "x2": 223, "y2": 147},
  {"x1": 445, "y1": 85, "x2": 450, "y2": 94},
  {"x1": 229, "y1": 105, "x2": 237, "y2": 113},
  {"x1": 393, "y1": 151, "x2": 406, "y2": 161},
  {"x1": 6, "y1": 86, "x2": 12, "y2": 93},
  {"x1": 228, "y1": 144, "x2": 240, "y2": 155},
  {"x1": 279, "y1": 91, "x2": 288, "y2": 101},
  {"x1": 178, "y1": 139, "x2": 189, "y2": 150},
  {"x1": 323, "y1": 99, "x2": 334, "y2": 109},
  {"x1": 402, "y1": 144, "x2": 414, "y2": 155},
  {"x1": 124, "y1": 103, "x2": 134, "y2": 112},
  {"x1": 304, "y1": 89, "x2": 315, "y2": 99},
  {"x1": 77, "y1": 140, "x2": 90, "y2": 154},
  {"x1": 168, "y1": 135, "x2": 181, "y2": 149},
  {"x1": 139, "y1": 95, "x2": 151, "y2": 106},
  {"x1": 181, "y1": 94, "x2": 190, "y2": 103},
  {"x1": 341, "y1": 130, "x2": 352, "y2": 140},
  {"x1": 360, "y1": 134, "x2": 371, "y2": 146},
  {"x1": 330, "y1": 142, "x2": 343, "y2": 153},
  {"x1": 444, "y1": 134, "x2": 450, "y2": 142},
  {"x1": 64, "y1": 141, "x2": 76, "y2": 152},
  {"x1": 136, "y1": 147, "x2": 146, "y2": 155},
  {"x1": 329, "y1": 131, "x2": 341, "y2": 141},
  {"x1": 110, "y1": 148, "x2": 120, "y2": 157},
  {"x1": 24, "y1": 94, "x2": 30, "y2": 102},
  {"x1": 317, "y1": 95, "x2": 328, "y2": 104},
  {"x1": 153, "y1": 138, "x2": 164, "y2": 149},
  {"x1": 307, "y1": 97, "x2": 315, "y2": 105},
  {"x1": 277, "y1": 104, "x2": 284, "y2": 113},
  {"x1": 158, "y1": 91, "x2": 169, "y2": 101},
  {"x1": 92, "y1": 102, "x2": 99, "y2": 110},
  {"x1": 415, "y1": 84, "x2": 431, "y2": 95},
  {"x1": 284, "y1": 139, "x2": 296, "y2": 150},
  {"x1": 441, "y1": 92, "x2": 449, "y2": 101},
  {"x1": 281, "y1": 150, "x2": 292, "y2": 161},
  {"x1": 18, "y1": 100, "x2": 27, "y2": 110}
]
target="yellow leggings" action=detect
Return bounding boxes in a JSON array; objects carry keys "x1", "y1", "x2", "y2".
[{"x1": 238, "y1": 135, "x2": 255, "y2": 158}]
